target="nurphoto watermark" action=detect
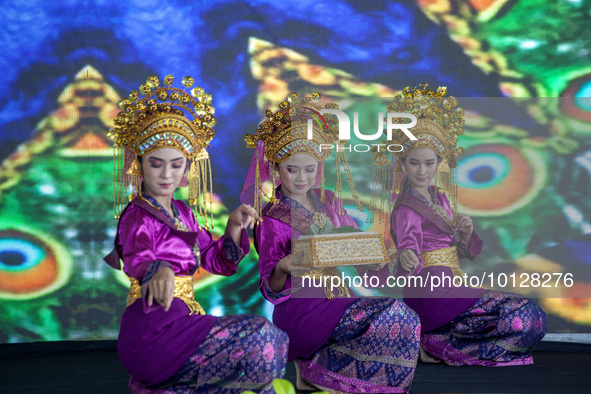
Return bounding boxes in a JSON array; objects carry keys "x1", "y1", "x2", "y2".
[{"x1": 301, "y1": 108, "x2": 418, "y2": 152}]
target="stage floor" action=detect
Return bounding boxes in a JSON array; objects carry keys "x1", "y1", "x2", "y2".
[{"x1": 1, "y1": 341, "x2": 589, "y2": 393}]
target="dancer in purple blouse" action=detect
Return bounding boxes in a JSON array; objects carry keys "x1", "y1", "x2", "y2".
[
  {"x1": 243, "y1": 93, "x2": 420, "y2": 394},
  {"x1": 384, "y1": 85, "x2": 546, "y2": 366},
  {"x1": 104, "y1": 75, "x2": 288, "y2": 393}
]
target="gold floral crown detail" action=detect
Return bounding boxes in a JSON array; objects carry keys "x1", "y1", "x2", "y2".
[
  {"x1": 107, "y1": 75, "x2": 215, "y2": 159},
  {"x1": 372, "y1": 84, "x2": 465, "y2": 224},
  {"x1": 245, "y1": 92, "x2": 363, "y2": 214},
  {"x1": 386, "y1": 84, "x2": 464, "y2": 167},
  {"x1": 108, "y1": 75, "x2": 216, "y2": 227},
  {"x1": 245, "y1": 92, "x2": 341, "y2": 163}
]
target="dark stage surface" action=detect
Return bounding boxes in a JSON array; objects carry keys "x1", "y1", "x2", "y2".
[{"x1": 0, "y1": 341, "x2": 589, "y2": 393}]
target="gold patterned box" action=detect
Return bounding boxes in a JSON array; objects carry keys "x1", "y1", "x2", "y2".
[{"x1": 293, "y1": 232, "x2": 389, "y2": 267}]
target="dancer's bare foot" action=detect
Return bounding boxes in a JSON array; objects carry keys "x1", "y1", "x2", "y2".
[
  {"x1": 294, "y1": 360, "x2": 317, "y2": 391},
  {"x1": 420, "y1": 347, "x2": 443, "y2": 364}
]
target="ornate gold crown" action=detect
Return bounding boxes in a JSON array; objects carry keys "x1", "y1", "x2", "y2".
[
  {"x1": 387, "y1": 83, "x2": 464, "y2": 167},
  {"x1": 244, "y1": 92, "x2": 362, "y2": 214},
  {"x1": 245, "y1": 92, "x2": 341, "y2": 163},
  {"x1": 107, "y1": 75, "x2": 215, "y2": 159},
  {"x1": 107, "y1": 75, "x2": 216, "y2": 226},
  {"x1": 368, "y1": 84, "x2": 465, "y2": 223}
]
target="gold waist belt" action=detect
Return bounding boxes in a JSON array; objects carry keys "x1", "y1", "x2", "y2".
[
  {"x1": 421, "y1": 246, "x2": 465, "y2": 279},
  {"x1": 127, "y1": 275, "x2": 206, "y2": 315},
  {"x1": 300, "y1": 267, "x2": 351, "y2": 300}
]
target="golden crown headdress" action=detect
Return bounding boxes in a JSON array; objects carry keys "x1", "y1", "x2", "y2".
[
  {"x1": 245, "y1": 92, "x2": 341, "y2": 163},
  {"x1": 387, "y1": 84, "x2": 464, "y2": 165},
  {"x1": 108, "y1": 75, "x2": 216, "y2": 226},
  {"x1": 370, "y1": 84, "x2": 465, "y2": 222},
  {"x1": 244, "y1": 92, "x2": 362, "y2": 214}
]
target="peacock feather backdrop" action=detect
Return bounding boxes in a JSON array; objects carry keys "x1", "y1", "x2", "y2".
[{"x1": 0, "y1": 0, "x2": 590, "y2": 343}]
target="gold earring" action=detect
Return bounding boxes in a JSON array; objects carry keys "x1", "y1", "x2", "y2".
[
  {"x1": 126, "y1": 156, "x2": 143, "y2": 201},
  {"x1": 126, "y1": 156, "x2": 143, "y2": 177}
]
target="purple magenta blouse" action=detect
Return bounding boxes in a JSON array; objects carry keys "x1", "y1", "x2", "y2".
[
  {"x1": 104, "y1": 197, "x2": 249, "y2": 386},
  {"x1": 255, "y1": 188, "x2": 358, "y2": 360},
  {"x1": 391, "y1": 186, "x2": 487, "y2": 333}
]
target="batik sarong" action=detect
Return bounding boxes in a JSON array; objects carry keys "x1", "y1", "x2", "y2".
[
  {"x1": 421, "y1": 290, "x2": 547, "y2": 366},
  {"x1": 129, "y1": 314, "x2": 289, "y2": 393},
  {"x1": 298, "y1": 298, "x2": 420, "y2": 393}
]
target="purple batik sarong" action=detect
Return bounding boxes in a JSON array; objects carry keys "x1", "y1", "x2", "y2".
[
  {"x1": 128, "y1": 314, "x2": 289, "y2": 393},
  {"x1": 298, "y1": 298, "x2": 420, "y2": 393},
  {"x1": 421, "y1": 290, "x2": 547, "y2": 367}
]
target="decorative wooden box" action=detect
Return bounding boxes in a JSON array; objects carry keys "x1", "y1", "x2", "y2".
[{"x1": 293, "y1": 231, "x2": 389, "y2": 267}]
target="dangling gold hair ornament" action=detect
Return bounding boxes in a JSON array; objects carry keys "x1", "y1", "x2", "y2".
[
  {"x1": 107, "y1": 75, "x2": 216, "y2": 228},
  {"x1": 367, "y1": 141, "x2": 391, "y2": 224},
  {"x1": 245, "y1": 92, "x2": 363, "y2": 216},
  {"x1": 372, "y1": 84, "x2": 464, "y2": 222}
]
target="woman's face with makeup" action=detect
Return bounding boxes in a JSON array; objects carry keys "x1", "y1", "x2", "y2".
[
  {"x1": 402, "y1": 147, "x2": 439, "y2": 190},
  {"x1": 141, "y1": 148, "x2": 188, "y2": 200},
  {"x1": 277, "y1": 154, "x2": 318, "y2": 199}
]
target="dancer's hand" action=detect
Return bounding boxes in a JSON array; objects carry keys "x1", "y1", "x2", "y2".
[
  {"x1": 456, "y1": 213, "x2": 474, "y2": 246},
  {"x1": 147, "y1": 265, "x2": 175, "y2": 312},
  {"x1": 277, "y1": 252, "x2": 307, "y2": 274},
  {"x1": 269, "y1": 254, "x2": 297, "y2": 294},
  {"x1": 456, "y1": 213, "x2": 473, "y2": 236},
  {"x1": 277, "y1": 254, "x2": 293, "y2": 275},
  {"x1": 228, "y1": 204, "x2": 261, "y2": 230},
  {"x1": 227, "y1": 204, "x2": 262, "y2": 245},
  {"x1": 398, "y1": 249, "x2": 420, "y2": 273},
  {"x1": 277, "y1": 251, "x2": 311, "y2": 277}
]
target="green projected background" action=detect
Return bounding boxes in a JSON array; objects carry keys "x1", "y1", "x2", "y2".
[{"x1": 0, "y1": 0, "x2": 590, "y2": 343}]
